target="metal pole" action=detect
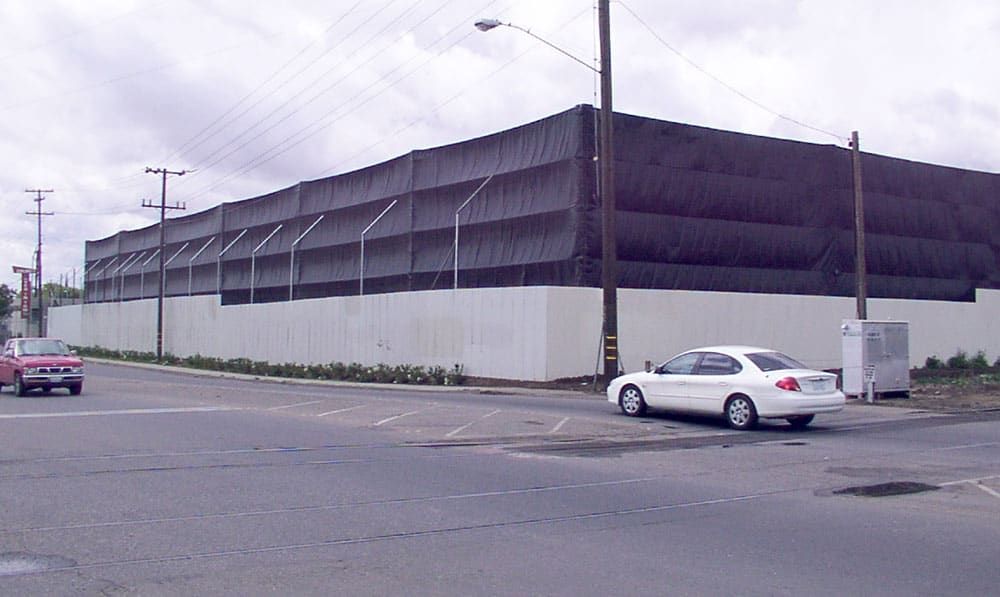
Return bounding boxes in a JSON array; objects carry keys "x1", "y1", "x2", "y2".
[
  {"x1": 217, "y1": 229, "x2": 248, "y2": 295},
  {"x1": 187, "y1": 236, "x2": 216, "y2": 296},
  {"x1": 598, "y1": 0, "x2": 619, "y2": 385},
  {"x1": 139, "y1": 249, "x2": 159, "y2": 299},
  {"x1": 163, "y1": 242, "x2": 190, "y2": 301},
  {"x1": 851, "y1": 131, "x2": 867, "y2": 320},
  {"x1": 360, "y1": 200, "x2": 398, "y2": 296},
  {"x1": 290, "y1": 215, "x2": 324, "y2": 301},
  {"x1": 250, "y1": 224, "x2": 283, "y2": 304},
  {"x1": 115, "y1": 252, "x2": 143, "y2": 302},
  {"x1": 454, "y1": 175, "x2": 494, "y2": 290}
]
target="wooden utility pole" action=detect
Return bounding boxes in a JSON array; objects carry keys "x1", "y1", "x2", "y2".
[
  {"x1": 143, "y1": 168, "x2": 187, "y2": 360},
  {"x1": 598, "y1": 0, "x2": 618, "y2": 386},
  {"x1": 25, "y1": 188, "x2": 54, "y2": 337},
  {"x1": 850, "y1": 132, "x2": 867, "y2": 320}
]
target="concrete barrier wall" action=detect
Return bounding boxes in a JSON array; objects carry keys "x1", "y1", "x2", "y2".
[{"x1": 48, "y1": 287, "x2": 1000, "y2": 380}]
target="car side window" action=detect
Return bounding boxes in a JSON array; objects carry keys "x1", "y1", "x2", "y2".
[
  {"x1": 660, "y1": 352, "x2": 701, "y2": 375},
  {"x1": 695, "y1": 352, "x2": 742, "y2": 375}
]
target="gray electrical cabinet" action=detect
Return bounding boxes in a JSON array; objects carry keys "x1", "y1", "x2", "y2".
[{"x1": 841, "y1": 320, "x2": 910, "y2": 397}]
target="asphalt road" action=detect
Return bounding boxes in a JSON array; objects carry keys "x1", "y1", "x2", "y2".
[{"x1": 1, "y1": 362, "x2": 998, "y2": 596}]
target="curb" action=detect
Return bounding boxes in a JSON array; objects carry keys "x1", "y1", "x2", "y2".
[{"x1": 84, "y1": 357, "x2": 596, "y2": 399}]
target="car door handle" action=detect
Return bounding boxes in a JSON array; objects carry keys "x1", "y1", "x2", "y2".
[{"x1": 718, "y1": 382, "x2": 729, "y2": 387}]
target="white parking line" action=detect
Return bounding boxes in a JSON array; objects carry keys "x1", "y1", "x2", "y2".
[
  {"x1": 550, "y1": 417, "x2": 570, "y2": 434},
  {"x1": 939, "y1": 474, "x2": 1000, "y2": 486},
  {"x1": 938, "y1": 475, "x2": 1000, "y2": 500},
  {"x1": 266, "y1": 400, "x2": 322, "y2": 411},
  {"x1": 374, "y1": 406, "x2": 433, "y2": 427},
  {"x1": 974, "y1": 483, "x2": 1000, "y2": 500},
  {"x1": 446, "y1": 409, "x2": 501, "y2": 438},
  {"x1": 317, "y1": 405, "x2": 364, "y2": 417},
  {"x1": 0, "y1": 407, "x2": 238, "y2": 420}
]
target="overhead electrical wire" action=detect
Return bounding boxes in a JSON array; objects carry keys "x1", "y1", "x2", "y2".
[
  {"x1": 616, "y1": 1, "x2": 846, "y2": 144},
  {"x1": 160, "y1": 0, "x2": 375, "y2": 165},
  {"x1": 178, "y1": 0, "x2": 476, "y2": 201},
  {"x1": 172, "y1": 0, "x2": 435, "y2": 191}
]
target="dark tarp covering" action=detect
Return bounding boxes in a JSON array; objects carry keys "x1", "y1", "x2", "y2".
[{"x1": 85, "y1": 105, "x2": 999, "y2": 304}]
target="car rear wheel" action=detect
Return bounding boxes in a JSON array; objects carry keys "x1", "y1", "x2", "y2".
[
  {"x1": 69, "y1": 383, "x2": 82, "y2": 396},
  {"x1": 725, "y1": 395, "x2": 758, "y2": 430},
  {"x1": 619, "y1": 385, "x2": 647, "y2": 417},
  {"x1": 14, "y1": 374, "x2": 27, "y2": 397},
  {"x1": 786, "y1": 414, "x2": 814, "y2": 429}
]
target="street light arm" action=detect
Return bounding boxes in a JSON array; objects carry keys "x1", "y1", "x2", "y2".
[{"x1": 475, "y1": 19, "x2": 599, "y2": 74}]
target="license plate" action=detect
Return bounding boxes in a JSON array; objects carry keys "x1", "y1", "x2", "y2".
[
  {"x1": 809, "y1": 379, "x2": 828, "y2": 391},
  {"x1": 49, "y1": 376, "x2": 62, "y2": 383}
]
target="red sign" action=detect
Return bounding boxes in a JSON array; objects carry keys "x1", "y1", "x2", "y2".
[{"x1": 20, "y1": 273, "x2": 31, "y2": 319}]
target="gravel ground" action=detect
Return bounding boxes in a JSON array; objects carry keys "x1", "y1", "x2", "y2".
[{"x1": 880, "y1": 377, "x2": 1000, "y2": 412}]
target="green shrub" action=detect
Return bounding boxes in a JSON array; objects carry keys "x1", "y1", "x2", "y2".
[
  {"x1": 71, "y1": 346, "x2": 465, "y2": 386},
  {"x1": 947, "y1": 350, "x2": 970, "y2": 369},
  {"x1": 970, "y1": 351, "x2": 990, "y2": 371},
  {"x1": 924, "y1": 355, "x2": 943, "y2": 369}
]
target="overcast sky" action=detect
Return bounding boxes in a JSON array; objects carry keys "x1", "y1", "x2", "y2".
[{"x1": 1, "y1": 0, "x2": 997, "y2": 290}]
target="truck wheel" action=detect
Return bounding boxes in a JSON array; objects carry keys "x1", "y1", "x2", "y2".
[{"x1": 14, "y1": 374, "x2": 27, "y2": 397}]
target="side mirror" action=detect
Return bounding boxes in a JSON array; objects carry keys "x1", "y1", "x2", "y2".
[{"x1": 653, "y1": 364, "x2": 666, "y2": 375}]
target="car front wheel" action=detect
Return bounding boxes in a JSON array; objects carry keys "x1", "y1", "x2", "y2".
[
  {"x1": 69, "y1": 383, "x2": 82, "y2": 396},
  {"x1": 619, "y1": 385, "x2": 647, "y2": 417},
  {"x1": 725, "y1": 395, "x2": 758, "y2": 430}
]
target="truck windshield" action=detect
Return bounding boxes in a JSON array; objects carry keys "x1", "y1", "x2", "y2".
[{"x1": 17, "y1": 339, "x2": 69, "y2": 356}]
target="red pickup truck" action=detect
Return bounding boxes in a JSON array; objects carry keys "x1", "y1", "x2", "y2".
[{"x1": 0, "y1": 337, "x2": 84, "y2": 396}]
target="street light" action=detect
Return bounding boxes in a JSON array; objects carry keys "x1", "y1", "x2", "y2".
[{"x1": 476, "y1": 1, "x2": 619, "y2": 385}]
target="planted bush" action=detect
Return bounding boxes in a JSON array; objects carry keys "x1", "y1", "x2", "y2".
[{"x1": 70, "y1": 346, "x2": 466, "y2": 386}]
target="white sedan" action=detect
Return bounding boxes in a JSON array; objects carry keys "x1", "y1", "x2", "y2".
[{"x1": 607, "y1": 346, "x2": 845, "y2": 430}]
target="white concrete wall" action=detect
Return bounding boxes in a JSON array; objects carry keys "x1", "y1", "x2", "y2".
[
  {"x1": 616, "y1": 288, "x2": 1000, "y2": 372},
  {"x1": 48, "y1": 287, "x2": 1000, "y2": 381},
  {"x1": 46, "y1": 304, "x2": 82, "y2": 346}
]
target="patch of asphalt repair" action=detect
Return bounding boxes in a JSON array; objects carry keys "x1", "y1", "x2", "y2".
[{"x1": 833, "y1": 481, "x2": 941, "y2": 498}]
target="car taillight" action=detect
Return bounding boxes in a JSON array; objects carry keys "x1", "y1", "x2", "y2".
[{"x1": 775, "y1": 377, "x2": 801, "y2": 392}]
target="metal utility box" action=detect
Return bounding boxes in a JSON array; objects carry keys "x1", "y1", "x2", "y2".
[{"x1": 841, "y1": 320, "x2": 910, "y2": 397}]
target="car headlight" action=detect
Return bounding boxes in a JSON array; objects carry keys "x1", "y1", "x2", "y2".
[
  {"x1": 72, "y1": 366, "x2": 84, "y2": 374},
  {"x1": 25, "y1": 367, "x2": 39, "y2": 374}
]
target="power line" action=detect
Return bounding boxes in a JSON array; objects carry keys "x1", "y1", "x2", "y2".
[
  {"x1": 185, "y1": 0, "x2": 508, "y2": 201},
  {"x1": 174, "y1": 0, "x2": 431, "y2": 190},
  {"x1": 617, "y1": 1, "x2": 846, "y2": 144},
  {"x1": 161, "y1": 0, "x2": 371, "y2": 165}
]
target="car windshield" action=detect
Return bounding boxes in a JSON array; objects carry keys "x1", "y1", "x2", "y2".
[
  {"x1": 17, "y1": 339, "x2": 70, "y2": 356},
  {"x1": 745, "y1": 351, "x2": 807, "y2": 372}
]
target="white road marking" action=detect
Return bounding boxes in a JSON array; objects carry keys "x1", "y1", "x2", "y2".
[
  {"x1": 373, "y1": 406, "x2": 434, "y2": 427},
  {"x1": 0, "y1": 407, "x2": 238, "y2": 420},
  {"x1": 550, "y1": 417, "x2": 570, "y2": 433},
  {"x1": 974, "y1": 483, "x2": 1000, "y2": 500},
  {"x1": 939, "y1": 474, "x2": 1000, "y2": 487},
  {"x1": 266, "y1": 400, "x2": 323, "y2": 411},
  {"x1": 316, "y1": 405, "x2": 364, "y2": 417},
  {"x1": 446, "y1": 409, "x2": 501, "y2": 438}
]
